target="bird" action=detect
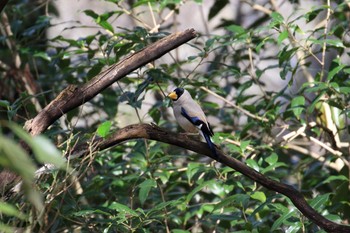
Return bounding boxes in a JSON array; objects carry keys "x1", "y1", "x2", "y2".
[{"x1": 168, "y1": 87, "x2": 217, "y2": 157}]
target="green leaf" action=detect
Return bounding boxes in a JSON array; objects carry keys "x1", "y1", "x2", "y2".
[
  {"x1": 304, "y1": 7, "x2": 324, "y2": 23},
  {"x1": 325, "y1": 214, "x2": 342, "y2": 222},
  {"x1": 322, "y1": 175, "x2": 348, "y2": 184},
  {"x1": 33, "y1": 51, "x2": 51, "y2": 61},
  {"x1": 98, "y1": 20, "x2": 114, "y2": 33},
  {"x1": 186, "y1": 162, "x2": 204, "y2": 182},
  {"x1": 338, "y1": 87, "x2": 350, "y2": 94},
  {"x1": 0, "y1": 134, "x2": 43, "y2": 212},
  {"x1": 226, "y1": 24, "x2": 246, "y2": 35},
  {"x1": 0, "y1": 100, "x2": 10, "y2": 107},
  {"x1": 291, "y1": 96, "x2": 305, "y2": 118},
  {"x1": 309, "y1": 193, "x2": 330, "y2": 211},
  {"x1": 246, "y1": 159, "x2": 260, "y2": 172},
  {"x1": 32, "y1": 136, "x2": 66, "y2": 168},
  {"x1": 84, "y1": 9, "x2": 98, "y2": 19},
  {"x1": 0, "y1": 201, "x2": 27, "y2": 220},
  {"x1": 214, "y1": 194, "x2": 250, "y2": 211},
  {"x1": 307, "y1": 91, "x2": 326, "y2": 114},
  {"x1": 172, "y1": 230, "x2": 191, "y2": 233},
  {"x1": 186, "y1": 180, "x2": 215, "y2": 203},
  {"x1": 303, "y1": 82, "x2": 328, "y2": 93},
  {"x1": 208, "y1": 0, "x2": 229, "y2": 20},
  {"x1": 278, "y1": 47, "x2": 298, "y2": 67},
  {"x1": 240, "y1": 140, "x2": 251, "y2": 152},
  {"x1": 0, "y1": 136, "x2": 36, "y2": 183},
  {"x1": 250, "y1": 191, "x2": 266, "y2": 203},
  {"x1": 278, "y1": 30, "x2": 289, "y2": 45},
  {"x1": 0, "y1": 223, "x2": 15, "y2": 233},
  {"x1": 9, "y1": 124, "x2": 66, "y2": 169},
  {"x1": 327, "y1": 64, "x2": 346, "y2": 81},
  {"x1": 270, "y1": 12, "x2": 284, "y2": 27},
  {"x1": 138, "y1": 179, "x2": 157, "y2": 205},
  {"x1": 256, "y1": 37, "x2": 271, "y2": 53},
  {"x1": 308, "y1": 38, "x2": 345, "y2": 48},
  {"x1": 265, "y1": 153, "x2": 278, "y2": 165},
  {"x1": 271, "y1": 208, "x2": 296, "y2": 231},
  {"x1": 97, "y1": 121, "x2": 112, "y2": 138},
  {"x1": 108, "y1": 202, "x2": 139, "y2": 216}
]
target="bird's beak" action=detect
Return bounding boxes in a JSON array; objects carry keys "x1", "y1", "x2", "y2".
[{"x1": 168, "y1": 91, "x2": 177, "y2": 100}]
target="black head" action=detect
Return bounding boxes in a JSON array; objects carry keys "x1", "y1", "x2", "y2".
[{"x1": 168, "y1": 87, "x2": 184, "y2": 101}]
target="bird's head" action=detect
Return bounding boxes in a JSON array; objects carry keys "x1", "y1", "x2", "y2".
[{"x1": 168, "y1": 87, "x2": 185, "y2": 101}]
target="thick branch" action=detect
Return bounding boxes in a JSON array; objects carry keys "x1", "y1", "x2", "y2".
[
  {"x1": 25, "y1": 29, "x2": 197, "y2": 136},
  {"x1": 0, "y1": 0, "x2": 9, "y2": 13},
  {"x1": 69, "y1": 123, "x2": 350, "y2": 233}
]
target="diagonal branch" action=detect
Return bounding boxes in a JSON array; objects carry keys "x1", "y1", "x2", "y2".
[
  {"x1": 24, "y1": 29, "x2": 197, "y2": 136},
  {"x1": 69, "y1": 123, "x2": 350, "y2": 233},
  {"x1": 1, "y1": 28, "x2": 197, "y2": 198}
]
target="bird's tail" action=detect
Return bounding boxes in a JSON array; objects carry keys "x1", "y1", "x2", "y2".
[{"x1": 201, "y1": 130, "x2": 217, "y2": 157}]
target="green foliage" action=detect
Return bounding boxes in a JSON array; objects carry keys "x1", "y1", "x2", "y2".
[
  {"x1": 0, "y1": 0, "x2": 350, "y2": 232},
  {"x1": 96, "y1": 120, "x2": 112, "y2": 138}
]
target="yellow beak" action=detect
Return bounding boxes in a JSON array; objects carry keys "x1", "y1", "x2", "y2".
[{"x1": 168, "y1": 91, "x2": 178, "y2": 100}]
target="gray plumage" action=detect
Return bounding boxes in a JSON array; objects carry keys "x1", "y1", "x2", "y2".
[{"x1": 168, "y1": 87, "x2": 216, "y2": 156}]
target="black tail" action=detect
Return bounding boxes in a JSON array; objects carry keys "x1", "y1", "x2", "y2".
[{"x1": 202, "y1": 131, "x2": 217, "y2": 157}]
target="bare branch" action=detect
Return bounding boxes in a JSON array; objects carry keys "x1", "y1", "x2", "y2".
[{"x1": 200, "y1": 86, "x2": 269, "y2": 122}]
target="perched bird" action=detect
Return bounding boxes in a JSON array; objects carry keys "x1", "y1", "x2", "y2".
[{"x1": 168, "y1": 87, "x2": 217, "y2": 157}]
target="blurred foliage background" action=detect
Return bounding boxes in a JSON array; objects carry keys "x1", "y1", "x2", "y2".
[{"x1": 0, "y1": 0, "x2": 350, "y2": 232}]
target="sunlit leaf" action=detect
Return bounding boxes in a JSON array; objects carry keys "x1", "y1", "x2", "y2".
[
  {"x1": 246, "y1": 159, "x2": 260, "y2": 172},
  {"x1": 97, "y1": 121, "x2": 112, "y2": 138},
  {"x1": 291, "y1": 96, "x2": 305, "y2": 118},
  {"x1": 250, "y1": 191, "x2": 266, "y2": 203},
  {"x1": 278, "y1": 30, "x2": 289, "y2": 45},
  {"x1": 265, "y1": 153, "x2": 278, "y2": 165}
]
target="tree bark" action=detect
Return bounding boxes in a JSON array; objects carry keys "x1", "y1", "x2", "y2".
[
  {"x1": 24, "y1": 28, "x2": 197, "y2": 136},
  {"x1": 69, "y1": 123, "x2": 350, "y2": 233},
  {"x1": 0, "y1": 0, "x2": 9, "y2": 13}
]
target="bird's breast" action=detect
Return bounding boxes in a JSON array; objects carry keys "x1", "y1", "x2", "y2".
[{"x1": 173, "y1": 105, "x2": 198, "y2": 133}]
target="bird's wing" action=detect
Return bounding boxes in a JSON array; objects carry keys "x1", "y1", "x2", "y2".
[
  {"x1": 180, "y1": 107, "x2": 214, "y2": 137},
  {"x1": 181, "y1": 107, "x2": 216, "y2": 156}
]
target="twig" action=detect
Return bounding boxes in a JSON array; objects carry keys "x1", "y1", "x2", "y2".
[
  {"x1": 282, "y1": 123, "x2": 343, "y2": 157},
  {"x1": 301, "y1": 132, "x2": 343, "y2": 157},
  {"x1": 286, "y1": 143, "x2": 346, "y2": 172},
  {"x1": 148, "y1": 2, "x2": 180, "y2": 33},
  {"x1": 148, "y1": 2, "x2": 158, "y2": 33},
  {"x1": 320, "y1": 0, "x2": 331, "y2": 76},
  {"x1": 247, "y1": 43, "x2": 268, "y2": 98},
  {"x1": 224, "y1": 138, "x2": 254, "y2": 152},
  {"x1": 241, "y1": 0, "x2": 272, "y2": 15},
  {"x1": 200, "y1": 86, "x2": 269, "y2": 122}
]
